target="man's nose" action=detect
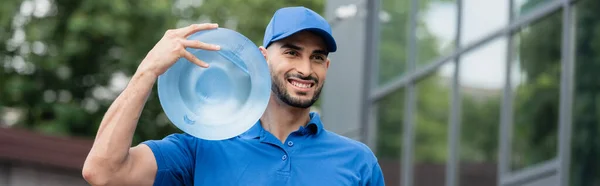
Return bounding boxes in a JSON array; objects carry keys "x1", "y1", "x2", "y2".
[{"x1": 295, "y1": 59, "x2": 312, "y2": 76}]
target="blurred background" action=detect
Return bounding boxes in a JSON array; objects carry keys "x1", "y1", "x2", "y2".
[{"x1": 0, "y1": 0, "x2": 598, "y2": 185}]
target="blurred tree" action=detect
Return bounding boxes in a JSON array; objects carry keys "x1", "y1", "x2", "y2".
[
  {"x1": 569, "y1": 1, "x2": 600, "y2": 184},
  {"x1": 514, "y1": 0, "x2": 600, "y2": 185},
  {"x1": 511, "y1": 8, "x2": 562, "y2": 171},
  {"x1": 375, "y1": 0, "x2": 600, "y2": 184},
  {"x1": 375, "y1": 0, "x2": 410, "y2": 159},
  {"x1": 376, "y1": 0, "x2": 461, "y2": 163},
  {"x1": 0, "y1": 0, "x2": 323, "y2": 144},
  {"x1": 375, "y1": 0, "x2": 501, "y2": 165}
]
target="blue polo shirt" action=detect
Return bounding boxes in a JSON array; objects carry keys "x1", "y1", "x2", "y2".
[{"x1": 142, "y1": 112, "x2": 384, "y2": 185}]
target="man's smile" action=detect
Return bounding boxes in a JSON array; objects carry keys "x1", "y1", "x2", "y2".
[{"x1": 287, "y1": 77, "x2": 315, "y2": 91}]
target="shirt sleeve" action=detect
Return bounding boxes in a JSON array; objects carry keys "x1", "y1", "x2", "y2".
[
  {"x1": 142, "y1": 133, "x2": 199, "y2": 186},
  {"x1": 365, "y1": 161, "x2": 385, "y2": 186}
]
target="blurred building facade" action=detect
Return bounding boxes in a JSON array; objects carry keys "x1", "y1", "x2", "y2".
[
  {"x1": 322, "y1": 0, "x2": 598, "y2": 186},
  {"x1": 0, "y1": 127, "x2": 89, "y2": 186}
]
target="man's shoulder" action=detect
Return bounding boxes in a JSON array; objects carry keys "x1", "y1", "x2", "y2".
[
  {"x1": 142, "y1": 133, "x2": 201, "y2": 152},
  {"x1": 155, "y1": 132, "x2": 200, "y2": 143},
  {"x1": 320, "y1": 130, "x2": 378, "y2": 160}
]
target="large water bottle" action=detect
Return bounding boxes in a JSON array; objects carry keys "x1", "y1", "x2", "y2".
[{"x1": 157, "y1": 28, "x2": 271, "y2": 140}]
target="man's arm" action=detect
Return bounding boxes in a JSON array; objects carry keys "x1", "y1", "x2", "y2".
[
  {"x1": 82, "y1": 71, "x2": 158, "y2": 186},
  {"x1": 82, "y1": 23, "x2": 220, "y2": 186}
]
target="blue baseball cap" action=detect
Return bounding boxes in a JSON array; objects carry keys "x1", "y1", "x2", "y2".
[{"x1": 263, "y1": 6, "x2": 337, "y2": 52}]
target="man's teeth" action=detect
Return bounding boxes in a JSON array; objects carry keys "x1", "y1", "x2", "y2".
[{"x1": 291, "y1": 81, "x2": 311, "y2": 88}]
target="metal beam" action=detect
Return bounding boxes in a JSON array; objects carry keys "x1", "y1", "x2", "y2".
[
  {"x1": 361, "y1": 0, "x2": 381, "y2": 151},
  {"x1": 499, "y1": 0, "x2": 516, "y2": 184},
  {"x1": 557, "y1": 0, "x2": 576, "y2": 185},
  {"x1": 445, "y1": 0, "x2": 463, "y2": 185},
  {"x1": 500, "y1": 159, "x2": 559, "y2": 186},
  {"x1": 401, "y1": 0, "x2": 419, "y2": 185},
  {"x1": 370, "y1": 0, "x2": 566, "y2": 102}
]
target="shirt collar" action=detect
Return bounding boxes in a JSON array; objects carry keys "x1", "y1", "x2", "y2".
[
  {"x1": 305, "y1": 112, "x2": 324, "y2": 135},
  {"x1": 239, "y1": 120, "x2": 263, "y2": 139},
  {"x1": 238, "y1": 112, "x2": 324, "y2": 139}
]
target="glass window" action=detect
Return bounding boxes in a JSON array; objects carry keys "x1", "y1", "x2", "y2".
[
  {"x1": 375, "y1": 88, "x2": 404, "y2": 186},
  {"x1": 378, "y1": 0, "x2": 410, "y2": 85},
  {"x1": 513, "y1": 0, "x2": 556, "y2": 18},
  {"x1": 417, "y1": 0, "x2": 457, "y2": 67},
  {"x1": 413, "y1": 62, "x2": 454, "y2": 185},
  {"x1": 376, "y1": 88, "x2": 405, "y2": 159},
  {"x1": 510, "y1": 9, "x2": 561, "y2": 171},
  {"x1": 571, "y1": 0, "x2": 600, "y2": 185},
  {"x1": 461, "y1": 0, "x2": 509, "y2": 46},
  {"x1": 459, "y1": 37, "x2": 508, "y2": 186},
  {"x1": 378, "y1": 0, "x2": 458, "y2": 85}
]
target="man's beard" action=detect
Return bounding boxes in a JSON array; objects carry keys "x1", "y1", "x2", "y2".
[{"x1": 271, "y1": 73, "x2": 322, "y2": 108}]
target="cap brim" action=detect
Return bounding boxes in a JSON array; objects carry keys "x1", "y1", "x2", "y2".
[{"x1": 269, "y1": 27, "x2": 337, "y2": 52}]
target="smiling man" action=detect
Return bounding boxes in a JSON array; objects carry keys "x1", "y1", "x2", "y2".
[
  {"x1": 82, "y1": 6, "x2": 384, "y2": 186},
  {"x1": 266, "y1": 33, "x2": 328, "y2": 108}
]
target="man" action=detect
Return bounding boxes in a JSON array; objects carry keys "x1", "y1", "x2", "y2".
[{"x1": 82, "y1": 6, "x2": 384, "y2": 186}]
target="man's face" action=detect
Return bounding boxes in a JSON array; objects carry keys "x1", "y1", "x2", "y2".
[{"x1": 260, "y1": 31, "x2": 330, "y2": 108}]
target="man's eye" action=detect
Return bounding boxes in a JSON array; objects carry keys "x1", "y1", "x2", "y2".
[
  {"x1": 312, "y1": 55, "x2": 325, "y2": 61},
  {"x1": 285, "y1": 51, "x2": 298, "y2": 56}
]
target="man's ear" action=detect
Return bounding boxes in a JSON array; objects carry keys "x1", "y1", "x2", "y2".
[
  {"x1": 326, "y1": 57, "x2": 330, "y2": 69},
  {"x1": 259, "y1": 46, "x2": 268, "y2": 61}
]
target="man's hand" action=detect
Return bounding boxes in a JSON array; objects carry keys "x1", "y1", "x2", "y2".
[{"x1": 136, "y1": 23, "x2": 221, "y2": 77}]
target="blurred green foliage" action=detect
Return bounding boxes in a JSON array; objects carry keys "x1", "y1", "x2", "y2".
[
  {"x1": 375, "y1": 0, "x2": 501, "y2": 164},
  {"x1": 512, "y1": 0, "x2": 600, "y2": 184},
  {"x1": 374, "y1": 0, "x2": 599, "y2": 185},
  {"x1": 568, "y1": 0, "x2": 600, "y2": 184}
]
